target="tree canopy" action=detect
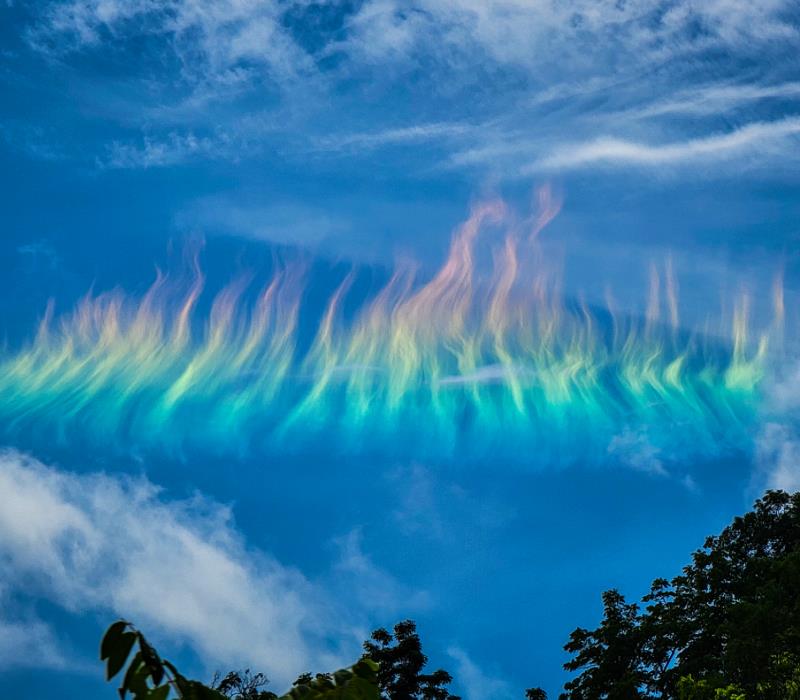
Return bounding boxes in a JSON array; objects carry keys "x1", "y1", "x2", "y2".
[
  {"x1": 363, "y1": 620, "x2": 460, "y2": 700},
  {"x1": 558, "y1": 490, "x2": 800, "y2": 699},
  {"x1": 98, "y1": 490, "x2": 800, "y2": 700}
]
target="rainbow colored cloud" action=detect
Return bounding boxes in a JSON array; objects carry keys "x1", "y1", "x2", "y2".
[{"x1": 0, "y1": 195, "x2": 781, "y2": 463}]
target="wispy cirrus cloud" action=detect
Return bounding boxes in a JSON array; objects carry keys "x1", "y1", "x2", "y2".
[
  {"x1": 623, "y1": 81, "x2": 800, "y2": 120},
  {"x1": 28, "y1": 0, "x2": 312, "y2": 85},
  {"x1": 15, "y1": 0, "x2": 800, "y2": 178},
  {"x1": 532, "y1": 117, "x2": 800, "y2": 171},
  {"x1": 32, "y1": 0, "x2": 800, "y2": 75},
  {"x1": 101, "y1": 131, "x2": 236, "y2": 169},
  {"x1": 314, "y1": 122, "x2": 474, "y2": 153},
  {"x1": 342, "y1": 0, "x2": 798, "y2": 73}
]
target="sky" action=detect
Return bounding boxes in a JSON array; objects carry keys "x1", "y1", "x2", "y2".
[{"x1": 1, "y1": 1, "x2": 800, "y2": 698}]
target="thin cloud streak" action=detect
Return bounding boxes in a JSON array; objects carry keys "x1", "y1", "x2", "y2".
[
  {"x1": 533, "y1": 117, "x2": 800, "y2": 171},
  {"x1": 315, "y1": 122, "x2": 474, "y2": 152},
  {"x1": 626, "y1": 81, "x2": 800, "y2": 120},
  {"x1": 101, "y1": 131, "x2": 236, "y2": 169}
]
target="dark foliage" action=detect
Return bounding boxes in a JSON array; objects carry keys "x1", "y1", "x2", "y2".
[
  {"x1": 100, "y1": 621, "x2": 380, "y2": 700},
  {"x1": 557, "y1": 490, "x2": 800, "y2": 699},
  {"x1": 525, "y1": 688, "x2": 548, "y2": 700},
  {"x1": 212, "y1": 669, "x2": 277, "y2": 700},
  {"x1": 98, "y1": 489, "x2": 800, "y2": 700},
  {"x1": 362, "y1": 620, "x2": 461, "y2": 700}
]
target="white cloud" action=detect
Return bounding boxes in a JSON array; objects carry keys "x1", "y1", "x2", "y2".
[
  {"x1": 606, "y1": 432, "x2": 724, "y2": 492},
  {"x1": 35, "y1": 0, "x2": 799, "y2": 96},
  {"x1": 0, "y1": 450, "x2": 416, "y2": 685},
  {"x1": 681, "y1": 475, "x2": 700, "y2": 495},
  {"x1": 22, "y1": 0, "x2": 800, "y2": 177},
  {"x1": 315, "y1": 122, "x2": 473, "y2": 153},
  {"x1": 101, "y1": 131, "x2": 235, "y2": 169},
  {"x1": 177, "y1": 196, "x2": 350, "y2": 246},
  {"x1": 752, "y1": 366, "x2": 800, "y2": 494},
  {"x1": 447, "y1": 647, "x2": 514, "y2": 700},
  {"x1": 341, "y1": 0, "x2": 427, "y2": 65},
  {"x1": 30, "y1": 0, "x2": 311, "y2": 84},
  {"x1": 756, "y1": 423, "x2": 800, "y2": 493},
  {"x1": 607, "y1": 428, "x2": 667, "y2": 477},
  {"x1": 0, "y1": 616, "x2": 69, "y2": 671},
  {"x1": 436, "y1": 363, "x2": 530, "y2": 387},
  {"x1": 684, "y1": 0, "x2": 796, "y2": 43},
  {"x1": 446, "y1": 106, "x2": 800, "y2": 178},
  {"x1": 332, "y1": 529, "x2": 431, "y2": 617},
  {"x1": 339, "y1": 0, "x2": 800, "y2": 177},
  {"x1": 344, "y1": 0, "x2": 797, "y2": 73},
  {"x1": 625, "y1": 81, "x2": 800, "y2": 120},
  {"x1": 389, "y1": 464, "x2": 513, "y2": 543},
  {"x1": 36, "y1": 0, "x2": 800, "y2": 73},
  {"x1": 533, "y1": 117, "x2": 800, "y2": 171},
  {"x1": 766, "y1": 363, "x2": 800, "y2": 414}
]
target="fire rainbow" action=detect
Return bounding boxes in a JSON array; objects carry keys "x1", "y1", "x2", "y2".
[{"x1": 0, "y1": 196, "x2": 782, "y2": 463}]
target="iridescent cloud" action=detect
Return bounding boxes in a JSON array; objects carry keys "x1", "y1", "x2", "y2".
[{"x1": 0, "y1": 192, "x2": 782, "y2": 464}]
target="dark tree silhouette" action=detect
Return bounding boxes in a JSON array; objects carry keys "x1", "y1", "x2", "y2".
[
  {"x1": 97, "y1": 490, "x2": 800, "y2": 700},
  {"x1": 100, "y1": 620, "x2": 380, "y2": 700},
  {"x1": 212, "y1": 669, "x2": 277, "y2": 700},
  {"x1": 363, "y1": 620, "x2": 461, "y2": 700},
  {"x1": 561, "y1": 589, "x2": 645, "y2": 699},
  {"x1": 555, "y1": 490, "x2": 800, "y2": 699}
]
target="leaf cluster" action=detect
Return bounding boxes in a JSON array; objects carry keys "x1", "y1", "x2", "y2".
[
  {"x1": 101, "y1": 622, "x2": 380, "y2": 700},
  {"x1": 101, "y1": 620, "x2": 225, "y2": 700}
]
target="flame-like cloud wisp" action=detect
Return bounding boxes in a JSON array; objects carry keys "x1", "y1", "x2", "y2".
[{"x1": 0, "y1": 194, "x2": 781, "y2": 464}]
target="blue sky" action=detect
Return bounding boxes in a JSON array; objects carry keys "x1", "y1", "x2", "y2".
[{"x1": 1, "y1": 1, "x2": 800, "y2": 698}]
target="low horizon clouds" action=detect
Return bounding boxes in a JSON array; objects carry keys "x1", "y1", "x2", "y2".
[{"x1": 0, "y1": 450, "x2": 424, "y2": 686}]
